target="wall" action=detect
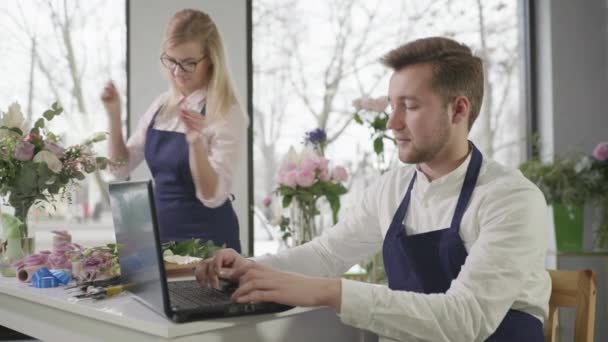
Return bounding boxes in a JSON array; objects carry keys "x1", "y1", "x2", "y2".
[
  {"x1": 537, "y1": 0, "x2": 608, "y2": 158},
  {"x1": 128, "y1": 0, "x2": 250, "y2": 254},
  {"x1": 536, "y1": 1, "x2": 608, "y2": 341}
]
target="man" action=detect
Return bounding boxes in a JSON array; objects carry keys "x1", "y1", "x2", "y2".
[{"x1": 195, "y1": 37, "x2": 550, "y2": 341}]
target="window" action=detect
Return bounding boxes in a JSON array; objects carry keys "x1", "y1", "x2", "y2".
[
  {"x1": 0, "y1": 0, "x2": 127, "y2": 251},
  {"x1": 252, "y1": 0, "x2": 526, "y2": 255}
]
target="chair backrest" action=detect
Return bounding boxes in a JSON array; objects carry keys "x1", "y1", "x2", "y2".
[{"x1": 544, "y1": 269, "x2": 597, "y2": 342}]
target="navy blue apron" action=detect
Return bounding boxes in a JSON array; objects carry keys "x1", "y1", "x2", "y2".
[
  {"x1": 144, "y1": 104, "x2": 241, "y2": 252},
  {"x1": 382, "y1": 144, "x2": 543, "y2": 341}
]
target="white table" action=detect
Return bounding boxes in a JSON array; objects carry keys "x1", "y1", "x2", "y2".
[{"x1": 0, "y1": 276, "x2": 368, "y2": 341}]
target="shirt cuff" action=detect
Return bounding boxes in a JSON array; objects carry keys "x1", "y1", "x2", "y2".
[{"x1": 339, "y1": 278, "x2": 374, "y2": 329}]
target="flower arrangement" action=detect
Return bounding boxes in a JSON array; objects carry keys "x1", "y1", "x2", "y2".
[
  {"x1": 352, "y1": 96, "x2": 393, "y2": 159},
  {"x1": 520, "y1": 142, "x2": 608, "y2": 249},
  {"x1": 0, "y1": 102, "x2": 108, "y2": 238},
  {"x1": 271, "y1": 130, "x2": 349, "y2": 245}
]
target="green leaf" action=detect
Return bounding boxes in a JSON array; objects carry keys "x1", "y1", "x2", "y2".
[
  {"x1": 96, "y1": 157, "x2": 108, "y2": 170},
  {"x1": 36, "y1": 163, "x2": 53, "y2": 189},
  {"x1": 353, "y1": 113, "x2": 363, "y2": 125},
  {"x1": 46, "y1": 132, "x2": 59, "y2": 142},
  {"x1": 74, "y1": 171, "x2": 86, "y2": 181},
  {"x1": 14, "y1": 164, "x2": 38, "y2": 196},
  {"x1": 1, "y1": 126, "x2": 23, "y2": 135},
  {"x1": 43, "y1": 110, "x2": 54, "y2": 121},
  {"x1": 371, "y1": 115, "x2": 388, "y2": 131},
  {"x1": 326, "y1": 194, "x2": 340, "y2": 224},
  {"x1": 282, "y1": 194, "x2": 293, "y2": 208},
  {"x1": 373, "y1": 137, "x2": 384, "y2": 155},
  {"x1": 34, "y1": 118, "x2": 45, "y2": 130}
]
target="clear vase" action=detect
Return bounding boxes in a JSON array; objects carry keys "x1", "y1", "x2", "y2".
[
  {"x1": 0, "y1": 197, "x2": 36, "y2": 277},
  {"x1": 0, "y1": 237, "x2": 35, "y2": 277},
  {"x1": 291, "y1": 199, "x2": 318, "y2": 247}
]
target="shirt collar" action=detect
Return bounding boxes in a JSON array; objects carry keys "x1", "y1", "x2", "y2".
[
  {"x1": 414, "y1": 150, "x2": 473, "y2": 191},
  {"x1": 178, "y1": 88, "x2": 208, "y2": 111}
]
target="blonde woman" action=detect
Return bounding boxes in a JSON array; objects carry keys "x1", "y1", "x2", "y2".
[{"x1": 101, "y1": 9, "x2": 245, "y2": 252}]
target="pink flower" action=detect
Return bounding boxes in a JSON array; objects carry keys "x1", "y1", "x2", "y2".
[
  {"x1": 262, "y1": 196, "x2": 272, "y2": 207},
  {"x1": 318, "y1": 158, "x2": 329, "y2": 172},
  {"x1": 369, "y1": 96, "x2": 389, "y2": 112},
  {"x1": 331, "y1": 166, "x2": 348, "y2": 182},
  {"x1": 296, "y1": 169, "x2": 316, "y2": 187},
  {"x1": 279, "y1": 161, "x2": 297, "y2": 174},
  {"x1": 352, "y1": 96, "x2": 389, "y2": 112},
  {"x1": 319, "y1": 169, "x2": 331, "y2": 182},
  {"x1": 44, "y1": 140, "x2": 65, "y2": 157},
  {"x1": 592, "y1": 142, "x2": 608, "y2": 161},
  {"x1": 281, "y1": 170, "x2": 298, "y2": 188},
  {"x1": 13, "y1": 140, "x2": 35, "y2": 161},
  {"x1": 299, "y1": 156, "x2": 319, "y2": 174}
]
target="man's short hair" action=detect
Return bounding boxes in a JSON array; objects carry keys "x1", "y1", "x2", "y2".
[{"x1": 381, "y1": 37, "x2": 484, "y2": 130}]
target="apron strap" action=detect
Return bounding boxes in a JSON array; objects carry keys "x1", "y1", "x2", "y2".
[{"x1": 449, "y1": 144, "x2": 483, "y2": 231}]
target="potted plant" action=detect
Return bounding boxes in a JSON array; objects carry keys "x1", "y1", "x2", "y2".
[{"x1": 520, "y1": 142, "x2": 608, "y2": 252}]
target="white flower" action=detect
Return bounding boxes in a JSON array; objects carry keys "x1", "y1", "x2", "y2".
[
  {"x1": 285, "y1": 146, "x2": 300, "y2": 165},
  {"x1": 0, "y1": 102, "x2": 29, "y2": 132},
  {"x1": 574, "y1": 156, "x2": 592, "y2": 174},
  {"x1": 33, "y1": 150, "x2": 63, "y2": 173},
  {"x1": 270, "y1": 215, "x2": 283, "y2": 226}
]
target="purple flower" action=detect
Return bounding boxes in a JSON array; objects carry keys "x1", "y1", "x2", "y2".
[
  {"x1": 13, "y1": 140, "x2": 35, "y2": 161},
  {"x1": 262, "y1": 196, "x2": 272, "y2": 207},
  {"x1": 44, "y1": 140, "x2": 65, "y2": 157},
  {"x1": 592, "y1": 142, "x2": 608, "y2": 161},
  {"x1": 304, "y1": 128, "x2": 327, "y2": 145}
]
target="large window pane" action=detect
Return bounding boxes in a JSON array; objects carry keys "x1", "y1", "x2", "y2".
[
  {"x1": 253, "y1": 0, "x2": 525, "y2": 255},
  {"x1": 0, "y1": 0, "x2": 127, "y2": 250}
]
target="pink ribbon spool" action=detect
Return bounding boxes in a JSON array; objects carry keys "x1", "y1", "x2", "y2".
[{"x1": 17, "y1": 266, "x2": 44, "y2": 283}]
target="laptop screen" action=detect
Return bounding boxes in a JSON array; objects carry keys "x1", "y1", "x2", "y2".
[{"x1": 109, "y1": 180, "x2": 167, "y2": 316}]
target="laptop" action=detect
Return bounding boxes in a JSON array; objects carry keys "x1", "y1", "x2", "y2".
[{"x1": 108, "y1": 180, "x2": 292, "y2": 323}]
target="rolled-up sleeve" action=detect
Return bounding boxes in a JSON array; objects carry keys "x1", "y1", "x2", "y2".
[
  {"x1": 338, "y1": 180, "x2": 549, "y2": 342},
  {"x1": 195, "y1": 104, "x2": 246, "y2": 207}
]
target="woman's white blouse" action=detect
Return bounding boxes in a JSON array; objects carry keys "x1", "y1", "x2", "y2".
[{"x1": 111, "y1": 89, "x2": 246, "y2": 208}]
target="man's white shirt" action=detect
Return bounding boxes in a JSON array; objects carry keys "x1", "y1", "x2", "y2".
[{"x1": 255, "y1": 152, "x2": 551, "y2": 342}]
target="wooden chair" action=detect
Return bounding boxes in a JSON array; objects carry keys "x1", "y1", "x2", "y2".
[{"x1": 544, "y1": 269, "x2": 597, "y2": 342}]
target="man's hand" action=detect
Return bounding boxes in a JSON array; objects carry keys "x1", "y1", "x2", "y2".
[
  {"x1": 194, "y1": 248, "x2": 252, "y2": 289},
  {"x1": 230, "y1": 263, "x2": 342, "y2": 311}
]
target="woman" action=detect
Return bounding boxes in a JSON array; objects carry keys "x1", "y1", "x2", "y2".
[{"x1": 101, "y1": 9, "x2": 245, "y2": 252}]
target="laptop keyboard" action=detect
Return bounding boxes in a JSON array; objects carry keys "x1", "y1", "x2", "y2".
[{"x1": 168, "y1": 280, "x2": 233, "y2": 308}]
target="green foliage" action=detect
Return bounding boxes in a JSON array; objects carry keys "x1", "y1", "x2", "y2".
[
  {"x1": 520, "y1": 154, "x2": 608, "y2": 248},
  {"x1": 161, "y1": 239, "x2": 224, "y2": 259}
]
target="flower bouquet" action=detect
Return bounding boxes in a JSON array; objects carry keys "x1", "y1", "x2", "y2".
[
  {"x1": 273, "y1": 145, "x2": 348, "y2": 245},
  {"x1": 0, "y1": 102, "x2": 108, "y2": 239},
  {"x1": 352, "y1": 96, "x2": 393, "y2": 158}
]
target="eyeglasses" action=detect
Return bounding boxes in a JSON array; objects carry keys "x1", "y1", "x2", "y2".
[{"x1": 160, "y1": 54, "x2": 206, "y2": 73}]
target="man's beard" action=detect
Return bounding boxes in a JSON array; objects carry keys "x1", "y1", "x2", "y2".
[{"x1": 400, "y1": 116, "x2": 450, "y2": 164}]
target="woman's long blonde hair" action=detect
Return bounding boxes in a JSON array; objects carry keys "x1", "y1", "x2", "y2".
[{"x1": 158, "y1": 9, "x2": 239, "y2": 122}]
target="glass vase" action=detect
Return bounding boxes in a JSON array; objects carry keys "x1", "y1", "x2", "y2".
[
  {"x1": 0, "y1": 197, "x2": 36, "y2": 277},
  {"x1": 0, "y1": 237, "x2": 35, "y2": 277},
  {"x1": 290, "y1": 199, "x2": 318, "y2": 247}
]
